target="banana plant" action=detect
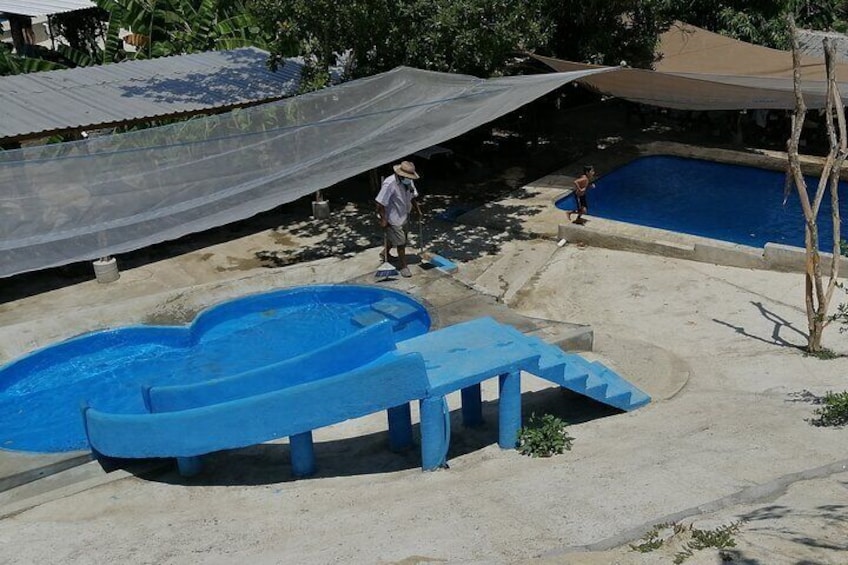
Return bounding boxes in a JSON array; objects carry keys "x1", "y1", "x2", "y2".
[
  {"x1": 96, "y1": 0, "x2": 266, "y2": 59},
  {"x1": 0, "y1": 48, "x2": 68, "y2": 76}
]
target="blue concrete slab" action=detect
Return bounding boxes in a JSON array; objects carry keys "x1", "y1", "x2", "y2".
[
  {"x1": 84, "y1": 351, "x2": 429, "y2": 459},
  {"x1": 397, "y1": 317, "x2": 543, "y2": 396}
]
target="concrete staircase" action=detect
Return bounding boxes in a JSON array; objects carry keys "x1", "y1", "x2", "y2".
[{"x1": 503, "y1": 328, "x2": 650, "y2": 412}]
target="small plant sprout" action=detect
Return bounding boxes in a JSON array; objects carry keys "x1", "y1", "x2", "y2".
[
  {"x1": 811, "y1": 391, "x2": 848, "y2": 427},
  {"x1": 516, "y1": 412, "x2": 573, "y2": 457},
  {"x1": 630, "y1": 523, "x2": 674, "y2": 553}
]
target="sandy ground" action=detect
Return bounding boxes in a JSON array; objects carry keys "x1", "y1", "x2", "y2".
[{"x1": 0, "y1": 239, "x2": 846, "y2": 564}]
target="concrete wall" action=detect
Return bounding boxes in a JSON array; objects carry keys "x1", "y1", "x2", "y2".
[{"x1": 558, "y1": 221, "x2": 848, "y2": 274}]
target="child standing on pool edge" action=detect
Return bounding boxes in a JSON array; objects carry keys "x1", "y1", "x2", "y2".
[{"x1": 567, "y1": 165, "x2": 596, "y2": 224}]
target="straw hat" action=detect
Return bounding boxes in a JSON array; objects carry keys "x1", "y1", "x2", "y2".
[{"x1": 393, "y1": 161, "x2": 420, "y2": 179}]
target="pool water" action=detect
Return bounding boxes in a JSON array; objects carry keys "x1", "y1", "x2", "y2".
[
  {"x1": 556, "y1": 155, "x2": 848, "y2": 248},
  {"x1": 0, "y1": 285, "x2": 430, "y2": 453}
]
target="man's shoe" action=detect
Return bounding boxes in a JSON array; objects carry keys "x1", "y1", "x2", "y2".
[{"x1": 399, "y1": 267, "x2": 412, "y2": 278}]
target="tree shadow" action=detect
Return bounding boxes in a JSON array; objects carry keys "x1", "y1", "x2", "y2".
[
  {"x1": 707, "y1": 550, "x2": 763, "y2": 564},
  {"x1": 0, "y1": 95, "x2": 636, "y2": 304},
  {"x1": 130, "y1": 387, "x2": 619, "y2": 487},
  {"x1": 735, "y1": 503, "x2": 848, "y2": 555},
  {"x1": 712, "y1": 301, "x2": 808, "y2": 351},
  {"x1": 117, "y1": 49, "x2": 301, "y2": 106},
  {"x1": 248, "y1": 185, "x2": 546, "y2": 268}
]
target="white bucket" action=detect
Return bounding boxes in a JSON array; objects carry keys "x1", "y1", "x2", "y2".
[
  {"x1": 312, "y1": 200, "x2": 330, "y2": 219},
  {"x1": 93, "y1": 257, "x2": 120, "y2": 283}
]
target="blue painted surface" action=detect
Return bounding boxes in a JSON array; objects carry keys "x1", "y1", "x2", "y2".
[
  {"x1": 145, "y1": 321, "x2": 398, "y2": 412},
  {"x1": 428, "y1": 254, "x2": 459, "y2": 273},
  {"x1": 0, "y1": 285, "x2": 430, "y2": 453},
  {"x1": 81, "y1": 316, "x2": 650, "y2": 474},
  {"x1": 84, "y1": 352, "x2": 430, "y2": 458},
  {"x1": 555, "y1": 155, "x2": 848, "y2": 248}
]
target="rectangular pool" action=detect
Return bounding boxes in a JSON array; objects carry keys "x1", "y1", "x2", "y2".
[{"x1": 555, "y1": 155, "x2": 848, "y2": 249}]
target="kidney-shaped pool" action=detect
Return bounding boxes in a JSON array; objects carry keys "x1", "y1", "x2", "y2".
[{"x1": 0, "y1": 285, "x2": 430, "y2": 453}]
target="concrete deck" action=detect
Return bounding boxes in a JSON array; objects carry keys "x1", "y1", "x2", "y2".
[{"x1": 2, "y1": 139, "x2": 847, "y2": 563}]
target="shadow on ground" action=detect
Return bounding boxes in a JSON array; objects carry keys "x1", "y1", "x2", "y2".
[
  {"x1": 131, "y1": 389, "x2": 620, "y2": 487},
  {"x1": 712, "y1": 300, "x2": 809, "y2": 351},
  {"x1": 0, "y1": 95, "x2": 650, "y2": 304}
]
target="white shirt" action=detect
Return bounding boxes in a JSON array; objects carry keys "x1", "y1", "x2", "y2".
[{"x1": 375, "y1": 175, "x2": 418, "y2": 226}]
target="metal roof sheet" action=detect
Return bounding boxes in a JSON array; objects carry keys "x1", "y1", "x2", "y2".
[
  {"x1": 0, "y1": 0, "x2": 96, "y2": 16},
  {"x1": 0, "y1": 47, "x2": 302, "y2": 140},
  {"x1": 797, "y1": 29, "x2": 848, "y2": 63}
]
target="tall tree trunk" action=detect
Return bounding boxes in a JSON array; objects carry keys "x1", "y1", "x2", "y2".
[{"x1": 787, "y1": 16, "x2": 846, "y2": 352}]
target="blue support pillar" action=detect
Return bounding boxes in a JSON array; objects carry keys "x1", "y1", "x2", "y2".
[
  {"x1": 498, "y1": 371, "x2": 521, "y2": 449},
  {"x1": 461, "y1": 383, "x2": 483, "y2": 427},
  {"x1": 419, "y1": 397, "x2": 447, "y2": 471},
  {"x1": 290, "y1": 431, "x2": 316, "y2": 477},
  {"x1": 387, "y1": 403, "x2": 413, "y2": 451},
  {"x1": 176, "y1": 456, "x2": 202, "y2": 477}
]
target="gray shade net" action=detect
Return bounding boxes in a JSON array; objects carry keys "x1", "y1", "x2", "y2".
[{"x1": 0, "y1": 65, "x2": 611, "y2": 278}]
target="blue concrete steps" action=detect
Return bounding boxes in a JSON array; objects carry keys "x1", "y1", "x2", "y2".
[
  {"x1": 495, "y1": 327, "x2": 650, "y2": 412},
  {"x1": 350, "y1": 309, "x2": 387, "y2": 328}
]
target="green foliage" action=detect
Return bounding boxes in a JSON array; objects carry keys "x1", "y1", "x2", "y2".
[
  {"x1": 630, "y1": 523, "x2": 673, "y2": 552},
  {"x1": 395, "y1": 0, "x2": 549, "y2": 76},
  {"x1": 630, "y1": 521, "x2": 741, "y2": 562},
  {"x1": 631, "y1": 536, "x2": 663, "y2": 552},
  {"x1": 657, "y1": 0, "x2": 848, "y2": 51},
  {"x1": 804, "y1": 347, "x2": 841, "y2": 359},
  {"x1": 673, "y1": 522, "x2": 740, "y2": 563},
  {"x1": 99, "y1": 0, "x2": 268, "y2": 58},
  {"x1": 250, "y1": 0, "x2": 549, "y2": 79},
  {"x1": 811, "y1": 390, "x2": 848, "y2": 427},
  {"x1": 51, "y1": 7, "x2": 110, "y2": 58},
  {"x1": 540, "y1": 0, "x2": 674, "y2": 68},
  {"x1": 516, "y1": 412, "x2": 573, "y2": 457},
  {"x1": 0, "y1": 48, "x2": 68, "y2": 76},
  {"x1": 9, "y1": 0, "x2": 848, "y2": 82},
  {"x1": 688, "y1": 523, "x2": 739, "y2": 550},
  {"x1": 829, "y1": 281, "x2": 848, "y2": 336}
]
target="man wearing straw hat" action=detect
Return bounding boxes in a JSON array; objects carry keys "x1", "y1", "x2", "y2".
[{"x1": 376, "y1": 161, "x2": 422, "y2": 277}]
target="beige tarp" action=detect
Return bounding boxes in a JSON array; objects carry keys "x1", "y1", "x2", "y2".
[{"x1": 533, "y1": 22, "x2": 848, "y2": 110}]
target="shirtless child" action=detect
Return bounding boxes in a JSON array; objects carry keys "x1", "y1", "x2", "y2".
[{"x1": 567, "y1": 165, "x2": 596, "y2": 224}]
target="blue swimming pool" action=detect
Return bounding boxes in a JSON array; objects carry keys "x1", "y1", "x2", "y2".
[
  {"x1": 555, "y1": 155, "x2": 848, "y2": 248},
  {"x1": 0, "y1": 285, "x2": 430, "y2": 453}
]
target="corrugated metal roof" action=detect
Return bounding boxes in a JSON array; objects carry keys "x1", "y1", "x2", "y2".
[
  {"x1": 0, "y1": 47, "x2": 302, "y2": 141},
  {"x1": 797, "y1": 29, "x2": 848, "y2": 63},
  {"x1": 0, "y1": 0, "x2": 96, "y2": 16}
]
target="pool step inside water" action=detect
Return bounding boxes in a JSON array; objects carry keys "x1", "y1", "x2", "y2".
[{"x1": 352, "y1": 298, "x2": 420, "y2": 330}]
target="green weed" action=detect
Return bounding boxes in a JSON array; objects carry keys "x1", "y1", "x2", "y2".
[
  {"x1": 673, "y1": 522, "x2": 741, "y2": 563},
  {"x1": 516, "y1": 412, "x2": 573, "y2": 457},
  {"x1": 629, "y1": 523, "x2": 673, "y2": 553},
  {"x1": 811, "y1": 391, "x2": 848, "y2": 427}
]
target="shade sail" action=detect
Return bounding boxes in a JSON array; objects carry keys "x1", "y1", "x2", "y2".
[
  {"x1": 656, "y1": 22, "x2": 848, "y2": 81},
  {"x1": 0, "y1": 65, "x2": 613, "y2": 278},
  {"x1": 533, "y1": 22, "x2": 847, "y2": 110}
]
